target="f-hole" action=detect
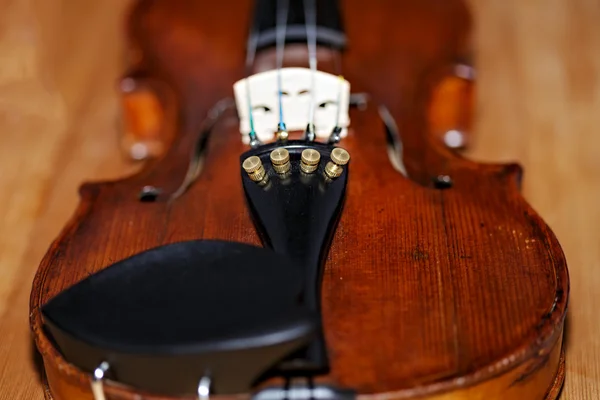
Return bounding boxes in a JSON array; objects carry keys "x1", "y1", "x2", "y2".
[{"x1": 139, "y1": 186, "x2": 160, "y2": 202}]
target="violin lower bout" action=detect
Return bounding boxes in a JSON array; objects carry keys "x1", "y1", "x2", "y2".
[{"x1": 37, "y1": 329, "x2": 565, "y2": 400}]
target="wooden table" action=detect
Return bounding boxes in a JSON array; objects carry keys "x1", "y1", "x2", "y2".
[{"x1": 0, "y1": 0, "x2": 597, "y2": 398}]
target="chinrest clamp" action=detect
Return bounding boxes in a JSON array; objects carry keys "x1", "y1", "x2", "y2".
[
  {"x1": 90, "y1": 361, "x2": 212, "y2": 400},
  {"x1": 90, "y1": 361, "x2": 110, "y2": 400},
  {"x1": 198, "y1": 375, "x2": 212, "y2": 400}
]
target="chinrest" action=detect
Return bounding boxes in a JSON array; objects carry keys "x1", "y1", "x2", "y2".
[{"x1": 42, "y1": 240, "x2": 317, "y2": 396}]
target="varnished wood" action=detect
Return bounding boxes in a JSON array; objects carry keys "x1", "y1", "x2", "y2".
[{"x1": 4, "y1": 0, "x2": 594, "y2": 398}]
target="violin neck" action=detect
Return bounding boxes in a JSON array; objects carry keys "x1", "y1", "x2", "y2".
[{"x1": 251, "y1": 0, "x2": 346, "y2": 51}]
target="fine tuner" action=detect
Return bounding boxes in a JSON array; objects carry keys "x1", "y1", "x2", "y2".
[{"x1": 242, "y1": 147, "x2": 350, "y2": 182}]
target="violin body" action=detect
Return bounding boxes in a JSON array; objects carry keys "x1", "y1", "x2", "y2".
[{"x1": 30, "y1": 1, "x2": 568, "y2": 399}]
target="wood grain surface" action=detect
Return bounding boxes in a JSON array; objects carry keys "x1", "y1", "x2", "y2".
[{"x1": 0, "y1": 0, "x2": 598, "y2": 399}]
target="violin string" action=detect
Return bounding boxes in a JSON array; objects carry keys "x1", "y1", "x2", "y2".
[
  {"x1": 332, "y1": 46, "x2": 343, "y2": 129},
  {"x1": 275, "y1": 0, "x2": 290, "y2": 133},
  {"x1": 303, "y1": 0, "x2": 318, "y2": 141},
  {"x1": 244, "y1": 22, "x2": 260, "y2": 146},
  {"x1": 326, "y1": 44, "x2": 344, "y2": 143},
  {"x1": 331, "y1": 45, "x2": 342, "y2": 76},
  {"x1": 327, "y1": 74, "x2": 344, "y2": 144},
  {"x1": 335, "y1": 75, "x2": 344, "y2": 129}
]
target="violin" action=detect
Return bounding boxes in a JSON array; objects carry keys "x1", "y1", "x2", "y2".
[{"x1": 30, "y1": 1, "x2": 569, "y2": 399}]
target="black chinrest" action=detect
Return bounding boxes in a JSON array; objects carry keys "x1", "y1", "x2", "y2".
[{"x1": 42, "y1": 240, "x2": 317, "y2": 395}]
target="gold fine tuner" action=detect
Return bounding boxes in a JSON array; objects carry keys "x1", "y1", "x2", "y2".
[
  {"x1": 270, "y1": 148, "x2": 291, "y2": 174},
  {"x1": 325, "y1": 147, "x2": 350, "y2": 179},
  {"x1": 301, "y1": 149, "x2": 321, "y2": 173},
  {"x1": 242, "y1": 156, "x2": 266, "y2": 181},
  {"x1": 276, "y1": 129, "x2": 289, "y2": 141}
]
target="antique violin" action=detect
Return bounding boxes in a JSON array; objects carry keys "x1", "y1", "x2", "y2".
[{"x1": 30, "y1": 0, "x2": 569, "y2": 399}]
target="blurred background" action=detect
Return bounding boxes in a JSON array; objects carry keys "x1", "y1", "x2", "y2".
[{"x1": 0, "y1": 0, "x2": 598, "y2": 398}]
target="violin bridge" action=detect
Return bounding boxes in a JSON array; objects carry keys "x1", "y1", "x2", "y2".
[{"x1": 233, "y1": 68, "x2": 351, "y2": 143}]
